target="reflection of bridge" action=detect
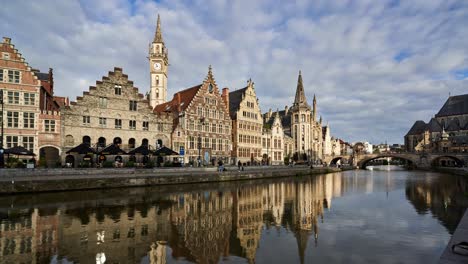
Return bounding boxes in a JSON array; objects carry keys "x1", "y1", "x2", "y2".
[{"x1": 324, "y1": 153, "x2": 468, "y2": 169}]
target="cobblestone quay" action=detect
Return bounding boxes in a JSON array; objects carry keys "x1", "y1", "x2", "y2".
[{"x1": 0, "y1": 166, "x2": 344, "y2": 194}]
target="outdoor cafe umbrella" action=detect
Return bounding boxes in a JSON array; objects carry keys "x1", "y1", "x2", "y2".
[
  {"x1": 153, "y1": 146, "x2": 179, "y2": 156},
  {"x1": 66, "y1": 143, "x2": 96, "y2": 154},
  {"x1": 5, "y1": 146, "x2": 36, "y2": 156},
  {"x1": 128, "y1": 145, "x2": 151, "y2": 155},
  {"x1": 98, "y1": 144, "x2": 127, "y2": 155}
]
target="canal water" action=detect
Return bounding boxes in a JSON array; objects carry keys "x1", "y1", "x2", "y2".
[{"x1": 0, "y1": 167, "x2": 467, "y2": 264}]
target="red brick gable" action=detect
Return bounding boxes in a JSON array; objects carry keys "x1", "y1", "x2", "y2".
[{"x1": 154, "y1": 84, "x2": 202, "y2": 113}]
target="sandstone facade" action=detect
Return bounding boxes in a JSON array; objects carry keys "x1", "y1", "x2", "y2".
[
  {"x1": 61, "y1": 67, "x2": 173, "y2": 166},
  {"x1": 229, "y1": 79, "x2": 263, "y2": 164}
]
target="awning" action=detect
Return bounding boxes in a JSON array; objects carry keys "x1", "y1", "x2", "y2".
[
  {"x1": 99, "y1": 144, "x2": 127, "y2": 155},
  {"x1": 5, "y1": 146, "x2": 36, "y2": 156},
  {"x1": 128, "y1": 145, "x2": 152, "y2": 155},
  {"x1": 66, "y1": 143, "x2": 96, "y2": 154},
  {"x1": 153, "y1": 146, "x2": 179, "y2": 156}
]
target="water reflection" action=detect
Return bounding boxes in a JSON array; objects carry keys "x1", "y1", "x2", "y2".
[
  {"x1": 0, "y1": 171, "x2": 467, "y2": 263},
  {"x1": 405, "y1": 172, "x2": 468, "y2": 234}
]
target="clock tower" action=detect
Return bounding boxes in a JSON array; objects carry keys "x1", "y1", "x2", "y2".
[{"x1": 149, "y1": 14, "x2": 168, "y2": 108}]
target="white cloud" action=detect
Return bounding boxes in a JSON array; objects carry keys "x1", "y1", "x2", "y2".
[{"x1": 1, "y1": 0, "x2": 468, "y2": 144}]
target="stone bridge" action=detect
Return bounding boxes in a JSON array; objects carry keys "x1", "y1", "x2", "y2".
[{"x1": 323, "y1": 153, "x2": 468, "y2": 169}]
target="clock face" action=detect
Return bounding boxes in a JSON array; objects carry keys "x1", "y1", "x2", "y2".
[{"x1": 153, "y1": 62, "x2": 161, "y2": 70}]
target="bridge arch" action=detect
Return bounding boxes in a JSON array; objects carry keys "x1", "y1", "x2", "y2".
[
  {"x1": 357, "y1": 154, "x2": 417, "y2": 169},
  {"x1": 329, "y1": 157, "x2": 347, "y2": 166},
  {"x1": 430, "y1": 155, "x2": 464, "y2": 167}
]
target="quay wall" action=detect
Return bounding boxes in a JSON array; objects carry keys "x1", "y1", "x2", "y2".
[{"x1": 0, "y1": 166, "x2": 346, "y2": 194}]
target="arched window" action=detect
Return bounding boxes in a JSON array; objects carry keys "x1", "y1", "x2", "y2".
[
  {"x1": 128, "y1": 138, "x2": 136, "y2": 148},
  {"x1": 142, "y1": 138, "x2": 149, "y2": 146},
  {"x1": 157, "y1": 139, "x2": 163, "y2": 148},
  {"x1": 113, "y1": 137, "x2": 122, "y2": 145},
  {"x1": 82, "y1": 136, "x2": 91, "y2": 146},
  {"x1": 98, "y1": 137, "x2": 106, "y2": 147},
  {"x1": 156, "y1": 75, "x2": 159, "y2": 85}
]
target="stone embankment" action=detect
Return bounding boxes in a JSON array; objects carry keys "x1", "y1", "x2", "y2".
[{"x1": 0, "y1": 166, "x2": 350, "y2": 194}]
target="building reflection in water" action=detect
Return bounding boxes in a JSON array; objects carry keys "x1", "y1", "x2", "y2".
[
  {"x1": 0, "y1": 172, "x2": 466, "y2": 263},
  {"x1": 405, "y1": 173, "x2": 468, "y2": 234}
]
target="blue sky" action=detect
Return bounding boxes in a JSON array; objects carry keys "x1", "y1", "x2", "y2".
[{"x1": 1, "y1": 0, "x2": 468, "y2": 144}]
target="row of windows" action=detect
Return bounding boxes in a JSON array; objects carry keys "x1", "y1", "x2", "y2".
[
  {"x1": 83, "y1": 116, "x2": 153, "y2": 131},
  {"x1": 3, "y1": 112, "x2": 54, "y2": 131},
  {"x1": 272, "y1": 151, "x2": 283, "y2": 161},
  {"x1": 5, "y1": 135, "x2": 34, "y2": 151},
  {"x1": 187, "y1": 136, "x2": 230, "y2": 151},
  {"x1": 261, "y1": 138, "x2": 282, "y2": 149},
  {"x1": 196, "y1": 107, "x2": 225, "y2": 120},
  {"x1": 97, "y1": 96, "x2": 138, "y2": 111},
  {"x1": 294, "y1": 114, "x2": 309, "y2": 123},
  {"x1": 239, "y1": 122, "x2": 262, "y2": 132},
  {"x1": 238, "y1": 134, "x2": 262, "y2": 145},
  {"x1": 246, "y1": 101, "x2": 256, "y2": 109},
  {"x1": 187, "y1": 119, "x2": 229, "y2": 134},
  {"x1": 0, "y1": 69, "x2": 21, "y2": 83},
  {"x1": 204, "y1": 97, "x2": 218, "y2": 106},
  {"x1": 65, "y1": 135, "x2": 163, "y2": 148},
  {"x1": 242, "y1": 111, "x2": 258, "y2": 120},
  {"x1": 1, "y1": 91, "x2": 36, "y2": 105},
  {"x1": 237, "y1": 147, "x2": 262, "y2": 158}
]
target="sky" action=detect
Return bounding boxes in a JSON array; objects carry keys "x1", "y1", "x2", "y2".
[{"x1": 1, "y1": 0, "x2": 467, "y2": 144}]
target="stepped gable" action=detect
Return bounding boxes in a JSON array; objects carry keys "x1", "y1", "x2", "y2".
[
  {"x1": 228, "y1": 87, "x2": 248, "y2": 119},
  {"x1": 68, "y1": 67, "x2": 149, "y2": 107},
  {"x1": 436, "y1": 94, "x2": 468, "y2": 117},
  {"x1": 405, "y1": 120, "x2": 427, "y2": 136}
]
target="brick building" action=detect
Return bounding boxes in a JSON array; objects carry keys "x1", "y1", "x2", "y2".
[
  {"x1": 0, "y1": 37, "x2": 67, "y2": 167},
  {"x1": 154, "y1": 66, "x2": 232, "y2": 165}
]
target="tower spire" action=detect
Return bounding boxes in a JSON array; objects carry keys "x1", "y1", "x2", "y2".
[
  {"x1": 293, "y1": 70, "x2": 309, "y2": 108},
  {"x1": 313, "y1": 94, "x2": 317, "y2": 121},
  {"x1": 154, "y1": 14, "x2": 163, "y2": 43}
]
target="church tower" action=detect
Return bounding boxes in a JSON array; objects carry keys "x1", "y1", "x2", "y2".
[
  {"x1": 290, "y1": 71, "x2": 312, "y2": 161},
  {"x1": 149, "y1": 14, "x2": 168, "y2": 108}
]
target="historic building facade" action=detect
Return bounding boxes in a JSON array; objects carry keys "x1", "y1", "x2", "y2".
[
  {"x1": 229, "y1": 79, "x2": 263, "y2": 164},
  {"x1": 271, "y1": 71, "x2": 324, "y2": 164},
  {"x1": 262, "y1": 110, "x2": 291, "y2": 165},
  {"x1": 0, "y1": 37, "x2": 67, "y2": 167},
  {"x1": 149, "y1": 14, "x2": 168, "y2": 108},
  {"x1": 405, "y1": 94, "x2": 468, "y2": 153},
  {"x1": 154, "y1": 67, "x2": 232, "y2": 165},
  {"x1": 0, "y1": 37, "x2": 41, "y2": 157},
  {"x1": 61, "y1": 67, "x2": 172, "y2": 166}
]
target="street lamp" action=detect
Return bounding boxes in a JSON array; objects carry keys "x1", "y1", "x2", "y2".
[{"x1": 0, "y1": 89, "x2": 4, "y2": 168}]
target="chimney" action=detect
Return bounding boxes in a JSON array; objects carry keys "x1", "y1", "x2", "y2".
[
  {"x1": 177, "y1": 92, "x2": 181, "y2": 112},
  {"x1": 285, "y1": 105, "x2": 289, "y2": 115},
  {"x1": 3, "y1": 37, "x2": 11, "y2": 44},
  {"x1": 49, "y1": 68, "x2": 54, "y2": 94},
  {"x1": 222, "y1": 87, "x2": 229, "y2": 113}
]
